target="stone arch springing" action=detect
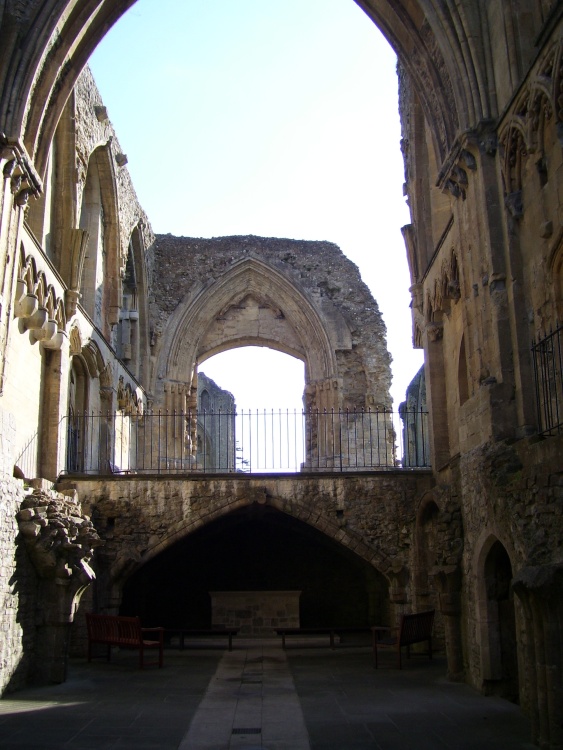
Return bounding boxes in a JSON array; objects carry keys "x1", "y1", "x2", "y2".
[{"x1": 475, "y1": 534, "x2": 519, "y2": 701}]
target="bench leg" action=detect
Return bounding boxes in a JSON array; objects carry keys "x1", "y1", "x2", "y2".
[
  {"x1": 228, "y1": 633, "x2": 233, "y2": 652},
  {"x1": 330, "y1": 631, "x2": 335, "y2": 650},
  {"x1": 372, "y1": 631, "x2": 378, "y2": 669}
]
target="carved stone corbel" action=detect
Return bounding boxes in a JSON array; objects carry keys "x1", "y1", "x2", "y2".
[
  {"x1": 505, "y1": 191, "x2": 523, "y2": 219},
  {"x1": 426, "y1": 322, "x2": 444, "y2": 342}
]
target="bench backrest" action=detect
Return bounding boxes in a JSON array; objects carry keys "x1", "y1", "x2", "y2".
[
  {"x1": 86, "y1": 613, "x2": 142, "y2": 643},
  {"x1": 399, "y1": 610, "x2": 434, "y2": 645}
]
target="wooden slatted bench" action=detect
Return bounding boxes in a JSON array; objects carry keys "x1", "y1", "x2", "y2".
[
  {"x1": 372, "y1": 609, "x2": 435, "y2": 669},
  {"x1": 86, "y1": 613, "x2": 164, "y2": 669},
  {"x1": 276, "y1": 626, "x2": 371, "y2": 649},
  {"x1": 165, "y1": 628, "x2": 238, "y2": 651}
]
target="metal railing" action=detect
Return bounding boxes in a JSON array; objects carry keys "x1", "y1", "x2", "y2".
[
  {"x1": 532, "y1": 324, "x2": 563, "y2": 436},
  {"x1": 60, "y1": 408, "x2": 430, "y2": 475}
]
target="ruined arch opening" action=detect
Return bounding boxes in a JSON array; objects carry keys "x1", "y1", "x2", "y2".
[{"x1": 120, "y1": 505, "x2": 389, "y2": 632}]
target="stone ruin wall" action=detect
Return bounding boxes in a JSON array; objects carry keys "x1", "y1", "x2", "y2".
[
  {"x1": 0, "y1": 408, "x2": 33, "y2": 694},
  {"x1": 63, "y1": 470, "x2": 435, "y2": 642},
  {"x1": 148, "y1": 234, "x2": 392, "y2": 411}
]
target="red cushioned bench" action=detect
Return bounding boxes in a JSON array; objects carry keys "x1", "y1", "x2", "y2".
[{"x1": 86, "y1": 613, "x2": 164, "y2": 669}]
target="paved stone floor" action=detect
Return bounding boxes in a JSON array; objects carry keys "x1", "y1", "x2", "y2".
[{"x1": 0, "y1": 640, "x2": 535, "y2": 749}]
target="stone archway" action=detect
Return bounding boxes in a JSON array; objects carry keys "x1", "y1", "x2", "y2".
[
  {"x1": 0, "y1": 0, "x2": 471, "y2": 189},
  {"x1": 119, "y1": 504, "x2": 391, "y2": 632},
  {"x1": 476, "y1": 534, "x2": 519, "y2": 702},
  {"x1": 148, "y1": 236, "x2": 393, "y2": 469},
  {"x1": 151, "y1": 236, "x2": 392, "y2": 412}
]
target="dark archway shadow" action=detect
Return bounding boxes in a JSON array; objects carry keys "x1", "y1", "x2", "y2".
[{"x1": 120, "y1": 504, "x2": 389, "y2": 629}]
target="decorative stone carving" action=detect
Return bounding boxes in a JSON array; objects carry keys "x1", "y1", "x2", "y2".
[
  {"x1": 16, "y1": 488, "x2": 103, "y2": 684},
  {"x1": 426, "y1": 323, "x2": 444, "y2": 342},
  {"x1": 65, "y1": 289, "x2": 81, "y2": 320},
  {"x1": 23, "y1": 305, "x2": 48, "y2": 332},
  {"x1": 17, "y1": 488, "x2": 102, "y2": 581},
  {"x1": 41, "y1": 328, "x2": 67, "y2": 351},
  {"x1": 14, "y1": 292, "x2": 38, "y2": 319}
]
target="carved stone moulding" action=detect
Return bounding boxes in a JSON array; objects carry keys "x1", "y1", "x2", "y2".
[{"x1": 0, "y1": 136, "x2": 42, "y2": 200}]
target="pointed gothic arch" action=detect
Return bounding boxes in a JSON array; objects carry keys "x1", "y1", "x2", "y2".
[
  {"x1": 1, "y1": 0, "x2": 524, "y2": 187},
  {"x1": 155, "y1": 257, "x2": 340, "y2": 404}
]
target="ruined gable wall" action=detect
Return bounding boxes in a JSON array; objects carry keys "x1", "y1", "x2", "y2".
[{"x1": 149, "y1": 235, "x2": 392, "y2": 409}]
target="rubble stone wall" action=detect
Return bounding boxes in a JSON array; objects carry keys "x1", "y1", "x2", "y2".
[{"x1": 0, "y1": 409, "x2": 35, "y2": 694}]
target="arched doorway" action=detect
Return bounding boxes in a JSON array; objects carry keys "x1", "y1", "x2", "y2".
[{"x1": 478, "y1": 538, "x2": 519, "y2": 702}]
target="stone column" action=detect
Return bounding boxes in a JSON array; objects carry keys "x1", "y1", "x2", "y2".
[
  {"x1": 434, "y1": 567, "x2": 464, "y2": 681},
  {"x1": 38, "y1": 333, "x2": 71, "y2": 481},
  {"x1": 423, "y1": 323, "x2": 450, "y2": 468},
  {"x1": 99, "y1": 363, "x2": 115, "y2": 473}
]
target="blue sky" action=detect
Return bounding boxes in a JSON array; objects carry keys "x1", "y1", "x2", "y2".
[{"x1": 89, "y1": 0, "x2": 423, "y2": 409}]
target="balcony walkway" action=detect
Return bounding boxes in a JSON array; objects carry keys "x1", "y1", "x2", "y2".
[{"x1": 0, "y1": 640, "x2": 533, "y2": 750}]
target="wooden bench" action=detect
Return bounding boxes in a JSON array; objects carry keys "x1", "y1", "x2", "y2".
[
  {"x1": 165, "y1": 628, "x2": 238, "y2": 651},
  {"x1": 86, "y1": 613, "x2": 164, "y2": 669},
  {"x1": 276, "y1": 626, "x2": 371, "y2": 649},
  {"x1": 372, "y1": 610, "x2": 435, "y2": 669}
]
